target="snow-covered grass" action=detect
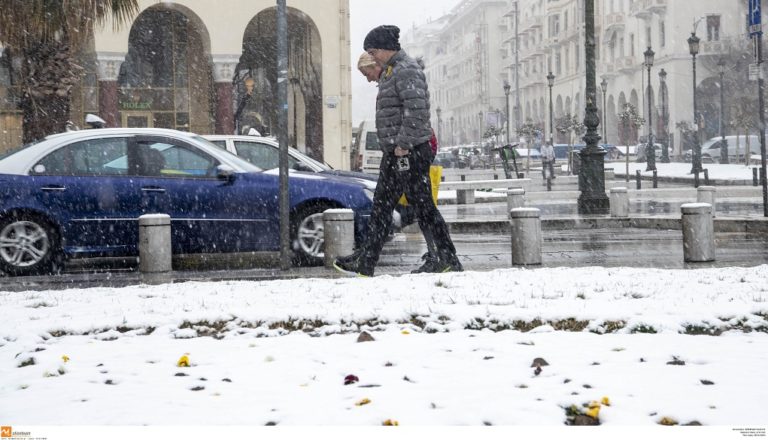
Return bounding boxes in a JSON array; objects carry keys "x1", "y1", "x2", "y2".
[
  {"x1": 609, "y1": 161, "x2": 761, "y2": 180},
  {"x1": 1, "y1": 266, "x2": 767, "y2": 429}
]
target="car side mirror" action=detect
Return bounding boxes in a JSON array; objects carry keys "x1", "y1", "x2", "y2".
[{"x1": 216, "y1": 164, "x2": 236, "y2": 183}]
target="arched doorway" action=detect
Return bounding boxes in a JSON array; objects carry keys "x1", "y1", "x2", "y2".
[
  {"x1": 237, "y1": 7, "x2": 323, "y2": 160},
  {"x1": 118, "y1": 4, "x2": 213, "y2": 133}
]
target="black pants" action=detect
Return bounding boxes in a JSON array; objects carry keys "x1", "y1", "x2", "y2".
[{"x1": 359, "y1": 142, "x2": 456, "y2": 273}]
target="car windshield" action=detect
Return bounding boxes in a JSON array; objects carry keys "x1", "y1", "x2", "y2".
[
  {"x1": 294, "y1": 148, "x2": 332, "y2": 171},
  {"x1": 191, "y1": 135, "x2": 262, "y2": 172}
]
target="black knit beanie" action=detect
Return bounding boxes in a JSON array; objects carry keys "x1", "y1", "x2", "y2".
[{"x1": 363, "y1": 25, "x2": 401, "y2": 51}]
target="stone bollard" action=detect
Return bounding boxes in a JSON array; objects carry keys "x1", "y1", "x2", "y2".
[
  {"x1": 697, "y1": 186, "x2": 716, "y2": 217},
  {"x1": 323, "y1": 208, "x2": 355, "y2": 269},
  {"x1": 506, "y1": 188, "x2": 526, "y2": 217},
  {"x1": 139, "y1": 214, "x2": 172, "y2": 273},
  {"x1": 510, "y1": 208, "x2": 542, "y2": 266},
  {"x1": 609, "y1": 187, "x2": 629, "y2": 218},
  {"x1": 681, "y1": 203, "x2": 715, "y2": 263}
]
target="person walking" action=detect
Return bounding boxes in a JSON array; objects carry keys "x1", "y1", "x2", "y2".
[
  {"x1": 541, "y1": 141, "x2": 556, "y2": 180},
  {"x1": 355, "y1": 52, "x2": 442, "y2": 273},
  {"x1": 334, "y1": 25, "x2": 461, "y2": 277}
]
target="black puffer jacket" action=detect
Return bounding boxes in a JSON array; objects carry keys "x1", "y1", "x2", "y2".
[{"x1": 375, "y1": 50, "x2": 432, "y2": 153}]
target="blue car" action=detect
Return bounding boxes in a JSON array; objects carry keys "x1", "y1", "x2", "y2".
[{"x1": 0, "y1": 128, "x2": 373, "y2": 275}]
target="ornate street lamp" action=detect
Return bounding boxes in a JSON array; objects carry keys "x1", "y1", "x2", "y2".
[
  {"x1": 600, "y1": 76, "x2": 608, "y2": 146},
  {"x1": 577, "y1": 0, "x2": 610, "y2": 214},
  {"x1": 478, "y1": 111, "x2": 484, "y2": 140},
  {"x1": 644, "y1": 46, "x2": 656, "y2": 171},
  {"x1": 659, "y1": 68, "x2": 670, "y2": 163},
  {"x1": 436, "y1": 106, "x2": 442, "y2": 148},
  {"x1": 503, "y1": 80, "x2": 511, "y2": 144},
  {"x1": 547, "y1": 71, "x2": 555, "y2": 145},
  {"x1": 717, "y1": 58, "x2": 728, "y2": 164},
  {"x1": 688, "y1": 32, "x2": 702, "y2": 175}
]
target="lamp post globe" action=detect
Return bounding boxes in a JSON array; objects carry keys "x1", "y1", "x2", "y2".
[
  {"x1": 644, "y1": 46, "x2": 656, "y2": 171},
  {"x1": 717, "y1": 58, "x2": 728, "y2": 164},
  {"x1": 688, "y1": 32, "x2": 702, "y2": 175}
]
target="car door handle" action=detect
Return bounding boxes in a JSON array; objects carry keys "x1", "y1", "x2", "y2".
[
  {"x1": 40, "y1": 185, "x2": 67, "y2": 192},
  {"x1": 141, "y1": 186, "x2": 166, "y2": 193}
]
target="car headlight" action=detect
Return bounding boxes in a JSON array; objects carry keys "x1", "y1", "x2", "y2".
[{"x1": 364, "y1": 188, "x2": 375, "y2": 202}]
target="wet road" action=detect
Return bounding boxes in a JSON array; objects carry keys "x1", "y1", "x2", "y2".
[{"x1": 379, "y1": 228, "x2": 768, "y2": 272}]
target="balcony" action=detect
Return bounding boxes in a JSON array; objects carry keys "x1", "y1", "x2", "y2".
[
  {"x1": 649, "y1": 0, "x2": 667, "y2": 14},
  {"x1": 630, "y1": 0, "x2": 651, "y2": 19},
  {"x1": 616, "y1": 56, "x2": 639, "y2": 73},
  {"x1": 604, "y1": 13, "x2": 625, "y2": 34},
  {"x1": 520, "y1": 16, "x2": 543, "y2": 34}
]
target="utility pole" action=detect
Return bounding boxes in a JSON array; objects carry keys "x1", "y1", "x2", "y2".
[
  {"x1": 277, "y1": 0, "x2": 290, "y2": 268},
  {"x1": 514, "y1": 0, "x2": 520, "y2": 145}
]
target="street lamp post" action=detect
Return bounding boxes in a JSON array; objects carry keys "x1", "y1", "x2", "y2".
[
  {"x1": 659, "y1": 68, "x2": 670, "y2": 163},
  {"x1": 547, "y1": 72, "x2": 555, "y2": 145},
  {"x1": 503, "y1": 80, "x2": 511, "y2": 144},
  {"x1": 478, "y1": 111, "x2": 484, "y2": 141},
  {"x1": 644, "y1": 46, "x2": 656, "y2": 171},
  {"x1": 577, "y1": 0, "x2": 610, "y2": 214},
  {"x1": 600, "y1": 76, "x2": 608, "y2": 146},
  {"x1": 688, "y1": 32, "x2": 702, "y2": 175},
  {"x1": 717, "y1": 58, "x2": 728, "y2": 164},
  {"x1": 450, "y1": 116, "x2": 455, "y2": 146},
  {"x1": 436, "y1": 106, "x2": 442, "y2": 148}
]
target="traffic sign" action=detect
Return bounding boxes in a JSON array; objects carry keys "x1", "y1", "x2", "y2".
[{"x1": 749, "y1": 0, "x2": 762, "y2": 36}]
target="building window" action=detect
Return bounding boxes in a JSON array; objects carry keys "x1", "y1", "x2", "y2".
[
  {"x1": 629, "y1": 33, "x2": 634, "y2": 57},
  {"x1": 660, "y1": 21, "x2": 666, "y2": 47},
  {"x1": 555, "y1": 51, "x2": 561, "y2": 75},
  {"x1": 707, "y1": 15, "x2": 720, "y2": 41},
  {"x1": 645, "y1": 26, "x2": 651, "y2": 48},
  {"x1": 564, "y1": 11, "x2": 568, "y2": 31},
  {"x1": 549, "y1": 14, "x2": 560, "y2": 37}
]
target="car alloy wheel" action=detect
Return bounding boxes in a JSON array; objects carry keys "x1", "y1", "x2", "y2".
[
  {"x1": 295, "y1": 211, "x2": 325, "y2": 264},
  {"x1": 0, "y1": 219, "x2": 53, "y2": 274}
]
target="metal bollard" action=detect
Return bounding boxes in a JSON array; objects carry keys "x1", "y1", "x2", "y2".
[
  {"x1": 703, "y1": 169, "x2": 710, "y2": 185},
  {"x1": 506, "y1": 188, "x2": 526, "y2": 216},
  {"x1": 323, "y1": 209, "x2": 355, "y2": 269},
  {"x1": 681, "y1": 203, "x2": 715, "y2": 262},
  {"x1": 753, "y1": 167, "x2": 759, "y2": 186},
  {"x1": 635, "y1": 170, "x2": 641, "y2": 190},
  {"x1": 694, "y1": 171, "x2": 700, "y2": 188},
  {"x1": 609, "y1": 187, "x2": 629, "y2": 218},
  {"x1": 546, "y1": 177, "x2": 552, "y2": 191},
  {"x1": 697, "y1": 186, "x2": 717, "y2": 217},
  {"x1": 652, "y1": 170, "x2": 658, "y2": 188},
  {"x1": 510, "y1": 208, "x2": 542, "y2": 266},
  {"x1": 139, "y1": 214, "x2": 172, "y2": 273}
]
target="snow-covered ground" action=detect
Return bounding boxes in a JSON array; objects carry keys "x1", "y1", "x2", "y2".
[
  {"x1": 609, "y1": 161, "x2": 763, "y2": 180},
  {"x1": 1, "y1": 266, "x2": 767, "y2": 431}
]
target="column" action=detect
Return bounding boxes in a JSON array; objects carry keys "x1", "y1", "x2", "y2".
[
  {"x1": 213, "y1": 55, "x2": 239, "y2": 135},
  {"x1": 96, "y1": 53, "x2": 125, "y2": 128}
]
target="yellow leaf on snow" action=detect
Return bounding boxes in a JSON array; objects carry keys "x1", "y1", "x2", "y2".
[
  {"x1": 355, "y1": 398, "x2": 371, "y2": 406},
  {"x1": 382, "y1": 419, "x2": 399, "y2": 426},
  {"x1": 61, "y1": 355, "x2": 70, "y2": 363},
  {"x1": 177, "y1": 354, "x2": 190, "y2": 367}
]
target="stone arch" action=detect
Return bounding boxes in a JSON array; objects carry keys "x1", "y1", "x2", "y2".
[
  {"x1": 238, "y1": 7, "x2": 323, "y2": 159},
  {"x1": 118, "y1": 3, "x2": 214, "y2": 133}
]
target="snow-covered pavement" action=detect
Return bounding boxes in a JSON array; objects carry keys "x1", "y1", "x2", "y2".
[{"x1": 1, "y1": 266, "x2": 767, "y2": 430}]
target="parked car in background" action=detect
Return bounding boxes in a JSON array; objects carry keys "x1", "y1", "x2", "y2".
[
  {"x1": 0, "y1": 128, "x2": 374, "y2": 275},
  {"x1": 203, "y1": 135, "x2": 377, "y2": 185},
  {"x1": 354, "y1": 120, "x2": 382, "y2": 175},
  {"x1": 684, "y1": 135, "x2": 760, "y2": 164}
]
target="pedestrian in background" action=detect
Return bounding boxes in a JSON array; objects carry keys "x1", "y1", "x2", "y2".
[
  {"x1": 334, "y1": 25, "x2": 461, "y2": 277},
  {"x1": 541, "y1": 140, "x2": 556, "y2": 180}
]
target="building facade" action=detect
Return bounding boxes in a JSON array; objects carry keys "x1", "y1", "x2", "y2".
[
  {"x1": 0, "y1": 0, "x2": 353, "y2": 169},
  {"x1": 406, "y1": 0, "x2": 754, "y2": 156}
]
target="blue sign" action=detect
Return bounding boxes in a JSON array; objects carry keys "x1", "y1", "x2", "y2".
[{"x1": 749, "y1": 0, "x2": 762, "y2": 36}]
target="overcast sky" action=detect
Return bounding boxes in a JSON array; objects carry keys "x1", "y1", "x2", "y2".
[{"x1": 349, "y1": 0, "x2": 462, "y2": 126}]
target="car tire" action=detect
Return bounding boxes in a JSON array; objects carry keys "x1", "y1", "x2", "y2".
[
  {"x1": 0, "y1": 213, "x2": 61, "y2": 276},
  {"x1": 291, "y1": 203, "x2": 340, "y2": 266}
]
